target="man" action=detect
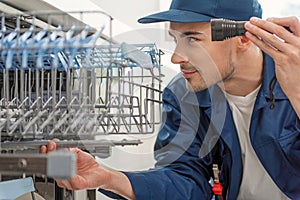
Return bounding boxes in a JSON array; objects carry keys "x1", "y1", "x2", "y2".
[{"x1": 41, "y1": 0, "x2": 300, "y2": 199}]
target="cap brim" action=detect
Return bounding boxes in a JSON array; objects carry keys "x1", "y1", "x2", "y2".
[{"x1": 138, "y1": 9, "x2": 212, "y2": 24}]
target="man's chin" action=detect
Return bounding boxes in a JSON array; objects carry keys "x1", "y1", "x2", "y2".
[{"x1": 185, "y1": 80, "x2": 206, "y2": 92}]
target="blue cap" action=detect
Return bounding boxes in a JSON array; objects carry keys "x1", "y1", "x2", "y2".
[{"x1": 138, "y1": 0, "x2": 262, "y2": 23}]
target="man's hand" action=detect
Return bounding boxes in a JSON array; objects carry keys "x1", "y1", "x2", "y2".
[
  {"x1": 40, "y1": 141, "x2": 136, "y2": 199},
  {"x1": 245, "y1": 16, "x2": 300, "y2": 118},
  {"x1": 41, "y1": 141, "x2": 109, "y2": 190}
]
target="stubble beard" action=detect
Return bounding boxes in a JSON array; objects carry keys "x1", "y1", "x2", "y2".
[
  {"x1": 185, "y1": 77, "x2": 207, "y2": 92},
  {"x1": 185, "y1": 55, "x2": 235, "y2": 93}
]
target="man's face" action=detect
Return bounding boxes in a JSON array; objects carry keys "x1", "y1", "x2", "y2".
[{"x1": 169, "y1": 22, "x2": 235, "y2": 92}]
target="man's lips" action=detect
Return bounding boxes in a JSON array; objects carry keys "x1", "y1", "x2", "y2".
[{"x1": 181, "y1": 70, "x2": 197, "y2": 78}]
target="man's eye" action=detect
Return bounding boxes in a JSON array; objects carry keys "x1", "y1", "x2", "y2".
[{"x1": 187, "y1": 37, "x2": 199, "y2": 43}]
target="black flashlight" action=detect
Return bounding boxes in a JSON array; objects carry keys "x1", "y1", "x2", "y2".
[
  {"x1": 211, "y1": 18, "x2": 247, "y2": 41},
  {"x1": 211, "y1": 18, "x2": 292, "y2": 41}
]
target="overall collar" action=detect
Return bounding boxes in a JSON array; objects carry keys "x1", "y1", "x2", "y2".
[{"x1": 259, "y1": 53, "x2": 287, "y2": 100}]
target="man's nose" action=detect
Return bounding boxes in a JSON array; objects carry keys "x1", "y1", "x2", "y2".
[{"x1": 171, "y1": 47, "x2": 188, "y2": 64}]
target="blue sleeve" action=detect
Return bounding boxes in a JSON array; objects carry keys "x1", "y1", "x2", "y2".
[{"x1": 99, "y1": 81, "x2": 214, "y2": 200}]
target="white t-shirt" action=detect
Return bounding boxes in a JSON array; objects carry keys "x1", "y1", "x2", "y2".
[{"x1": 225, "y1": 86, "x2": 289, "y2": 200}]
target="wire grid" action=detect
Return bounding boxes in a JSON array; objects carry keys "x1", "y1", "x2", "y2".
[{"x1": 0, "y1": 11, "x2": 163, "y2": 142}]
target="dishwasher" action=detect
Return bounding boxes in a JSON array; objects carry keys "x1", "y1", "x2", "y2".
[{"x1": 0, "y1": 9, "x2": 163, "y2": 199}]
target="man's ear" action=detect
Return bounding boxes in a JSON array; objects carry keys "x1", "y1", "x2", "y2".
[{"x1": 237, "y1": 36, "x2": 251, "y2": 51}]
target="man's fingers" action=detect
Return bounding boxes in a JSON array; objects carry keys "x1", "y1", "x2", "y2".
[
  {"x1": 40, "y1": 141, "x2": 57, "y2": 153},
  {"x1": 245, "y1": 31, "x2": 280, "y2": 58},
  {"x1": 56, "y1": 180, "x2": 71, "y2": 189},
  {"x1": 267, "y1": 17, "x2": 300, "y2": 37},
  {"x1": 244, "y1": 17, "x2": 300, "y2": 56},
  {"x1": 40, "y1": 138, "x2": 59, "y2": 153},
  {"x1": 47, "y1": 141, "x2": 57, "y2": 152},
  {"x1": 247, "y1": 17, "x2": 294, "y2": 45},
  {"x1": 40, "y1": 145, "x2": 47, "y2": 153}
]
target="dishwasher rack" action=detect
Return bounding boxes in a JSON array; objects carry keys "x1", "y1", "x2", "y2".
[
  {"x1": 0, "y1": 43, "x2": 162, "y2": 139},
  {"x1": 0, "y1": 10, "x2": 163, "y2": 183}
]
